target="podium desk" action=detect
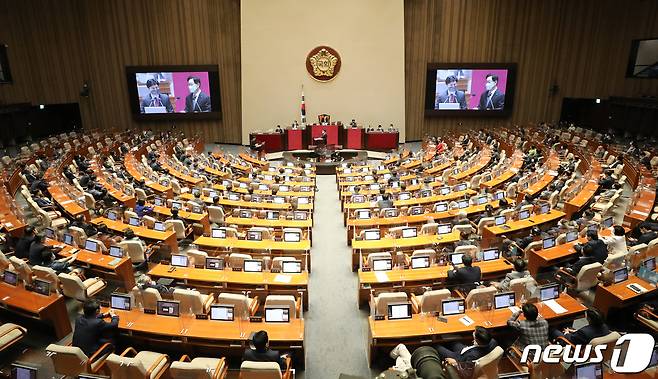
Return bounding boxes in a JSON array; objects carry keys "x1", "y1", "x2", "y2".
[
  {"x1": 105, "y1": 308, "x2": 306, "y2": 368},
  {"x1": 593, "y1": 275, "x2": 657, "y2": 317},
  {"x1": 357, "y1": 259, "x2": 513, "y2": 305},
  {"x1": 309, "y1": 124, "x2": 341, "y2": 146},
  {"x1": 47, "y1": 239, "x2": 136, "y2": 290},
  {"x1": 367, "y1": 293, "x2": 586, "y2": 366},
  {"x1": 285, "y1": 129, "x2": 304, "y2": 150},
  {"x1": 250, "y1": 132, "x2": 285, "y2": 153},
  {"x1": 148, "y1": 264, "x2": 309, "y2": 310},
  {"x1": 91, "y1": 217, "x2": 178, "y2": 253},
  {"x1": 0, "y1": 281, "x2": 71, "y2": 339},
  {"x1": 345, "y1": 127, "x2": 364, "y2": 149},
  {"x1": 365, "y1": 131, "x2": 399, "y2": 151}
]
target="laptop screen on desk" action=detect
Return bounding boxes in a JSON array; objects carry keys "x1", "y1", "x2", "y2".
[
  {"x1": 107, "y1": 211, "x2": 118, "y2": 221},
  {"x1": 246, "y1": 231, "x2": 262, "y2": 241},
  {"x1": 156, "y1": 301, "x2": 180, "y2": 317},
  {"x1": 450, "y1": 253, "x2": 464, "y2": 265},
  {"x1": 644, "y1": 257, "x2": 656, "y2": 271},
  {"x1": 84, "y1": 240, "x2": 98, "y2": 252},
  {"x1": 109, "y1": 246, "x2": 123, "y2": 258},
  {"x1": 284, "y1": 232, "x2": 301, "y2": 242},
  {"x1": 458, "y1": 200, "x2": 469, "y2": 209},
  {"x1": 573, "y1": 362, "x2": 603, "y2": 379},
  {"x1": 63, "y1": 233, "x2": 74, "y2": 246},
  {"x1": 387, "y1": 303, "x2": 412, "y2": 320},
  {"x1": 566, "y1": 231, "x2": 578, "y2": 243},
  {"x1": 265, "y1": 307, "x2": 290, "y2": 322},
  {"x1": 171, "y1": 254, "x2": 188, "y2": 267},
  {"x1": 411, "y1": 256, "x2": 430, "y2": 269},
  {"x1": 128, "y1": 217, "x2": 140, "y2": 226},
  {"x1": 455, "y1": 184, "x2": 467, "y2": 192},
  {"x1": 210, "y1": 305, "x2": 234, "y2": 321},
  {"x1": 244, "y1": 260, "x2": 263, "y2": 272},
  {"x1": 493, "y1": 191, "x2": 505, "y2": 200},
  {"x1": 110, "y1": 294, "x2": 131, "y2": 311},
  {"x1": 228, "y1": 193, "x2": 240, "y2": 201},
  {"x1": 420, "y1": 189, "x2": 432, "y2": 198},
  {"x1": 154, "y1": 222, "x2": 165, "y2": 232},
  {"x1": 272, "y1": 196, "x2": 285, "y2": 204},
  {"x1": 482, "y1": 249, "x2": 499, "y2": 261},
  {"x1": 11, "y1": 364, "x2": 37, "y2": 379},
  {"x1": 211, "y1": 228, "x2": 226, "y2": 238},
  {"x1": 602, "y1": 216, "x2": 614, "y2": 229},
  {"x1": 435, "y1": 202, "x2": 448, "y2": 212},
  {"x1": 477, "y1": 196, "x2": 488, "y2": 205},
  {"x1": 239, "y1": 210, "x2": 252, "y2": 218},
  {"x1": 495, "y1": 216, "x2": 506, "y2": 226},
  {"x1": 266, "y1": 211, "x2": 279, "y2": 220},
  {"x1": 542, "y1": 237, "x2": 556, "y2": 249},
  {"x1": 539, "y1": 284, "x2": 560, "y2": 301},
  {"x1": 442, "y1": 299, "x2": 465, "y2": 316},
  {"x1": 171, "y1": 201, "x2": 182, "y2": 210},
  {"x1": 44, "y1": 227, "x2": 55, "y2": 239},
  {"x1": 33, "y1": 279, "x2": 50, "y2": 296},
  {"x1": 613, "y1": 267, "x2": 628, "y2": 284},
  {"x1": 439, "y1": 187, "x2": 451, "y2": 195},
  {"x1": 282, "y1": 261, "x2": 302, "y2": 273},
  {"x1": 372, "y1": 258, "x2": 392, "y2": 271},
  {"x1": 364, "y1": 230, "x2": 380, "y2": 240},
  {"x1": 298, "y1": 197, "x2": 309, "y2": 205},
  {"x1": 205, "y1": 257, "x2": 224, "y2": 270},
  {"x1": 409, "y1": 206, "x2": 423, "y2": 215},
  {"x1": 398, "y1": 192, "x2": 411, "y2": 201},
  {"x1": 437, "y1": 224, "x2": 452, "y2": 235},
  {"x1": 3, "y1": 271, "x2": 17, "y2": 286},
  {"x1": 280, "y1": 185, "x2": 290, "y2": 192},
  {"x1": 294, "y1": 211, "x2": 307, "y2": 220},
  {"x1": 494, "y1": 292, "x2": 515, "y2": 309},
  {"x1": 518, "y1": 210, "x2": 530, "y2": 220}
]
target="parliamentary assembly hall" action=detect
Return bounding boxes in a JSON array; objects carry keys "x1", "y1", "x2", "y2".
[{"x1": 0, "y1": 0, "x2": 657, "y2": 378}]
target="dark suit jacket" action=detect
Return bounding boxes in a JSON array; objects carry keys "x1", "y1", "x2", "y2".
[
  {"x1": 585, "y1": 239, "x2": 609, "y2": 263},
  {"x1": 448, "y1": 266, "x2": 482, "y2": 292},
  {"x1": 185, "y1": 91, "x2": 212, "y2": 113},
  {"x1": 28, "y1": 242, "x2": 54, "y2": 266},
  {"x1": 438, "y1": 339, "x2": 498, "y2": 362},
  {"x1": 478, "y1": 89, "x2": 505, "y2": 110},
  {"x1": 638, "y1": 231, "x2": 658, "y2": 245},
  {"x1": 15, "y1": 236, "x2": 35, "y2": 259},
  {"x1": 570, "y1": 256, "x2": 598, "y2": 276},
  {"x1": 565, "y1": 324, "x2": 610, "y2": 345},
  {"x1": 72, "y1": 315, "x2": 119, "y2": 357},
  {"x1": 243, "y1": 348, "x2": 285, "y2": 370},
  {"x1": 436, "y1": 90, "x2": 467, "y2": 109},
  {"x1": 140, "y1": 93, "x2": 174, "y2": 113}
]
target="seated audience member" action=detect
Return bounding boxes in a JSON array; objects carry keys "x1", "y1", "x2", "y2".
[
  {"x1": 507, "y1": 303, "x2": 549, "y2": 350},
  {"x1": 628, "y1": 224, "x2": 658, "y2": 246},
  {"x1": 71, "y1": 215, "x2": 98, "y2": 237},
  {"x1": 566, "y1": 244, "x2": 598, "y2": 275},
  {"x1": 447, "y1": 254, "x2": 481, "y2": 293},
  {"x1": 134, "y1": 199, "x2": 153, "y2": 217},
  {"x1": 15, "y1": 225, "x2": 36, "y2": 259},
  {"x1": 243, "y1": 330, "x2": 288, "y2": 370},
  {"x1": 191, "y1": 192, "x2": 205, "y2": 207},
  {"x1": 29, "y1": 234, "x2": 75, "y2": 273},
  {"x1": 582, "y1": 229, "x2": 608, "y2": 263},
  {"x1": 136, "y1": 274, "x2": 173, "y2": 294},
  {"x1": 435, "y1": 326, "x2": 497, "y2": 366},
  {"x1": 377, "y1": 193, "x2": 394, "y2": 209},
  {"x1": 72, "y1": 300, "x2": 119, "y2": 357},
  {"x1": 516, "y1": 227, "x2": 542, "y2": 250},
  {"x1": 550, "y1": 309, "x2": 609, "y2": 345},
  {"x1": 495, "y1": 259, "x2": 531, "y2": 291},
  {"x1": 600, "y1": 225, "x2": 627, "y2": 254},
  {"x1": 123, "y1": 229, "x2": 147, "y2": 249}
]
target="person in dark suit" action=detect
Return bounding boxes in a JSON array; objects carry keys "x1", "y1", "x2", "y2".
[
  {"x1": 140, "y1": 79, "x2": 174, "y2": 113},
  {"x1": 14, "y1": 226, "x2": 36, "y2": 260},
  {"x1": 435, "y1": 326, "x2": 497, "y2": 364},
  {"x1": 628, "y1": 224, "x2": 658, "y2": 246},
  {"x1": 447, "y1": 254, "x2": 481, "y2": 293},
  {"x1": 435, "y1": 75, "x2": 467, "y2": 109},
  {"x1": 72, "y1": 300, "x2": 119, "y2": 357},
  {"x1": 28, "y1": 234, "x2": 73, "y2": 273},
  {"x1": 582, "y1": 230, "x2": 608, "y2": 263},
  {"x1": 550, "y1": 309, "x2": 610, "y2": 345},
  {"x1": 377, "y1": 193, "x2": 394, "y2": 209},
  {"x1": 477, "y1": 74, "x2": 505, "y2": 110},
  {"x1": 185, "y1": 76, "x2": 211, "y2": 113},
  {"x1": 243, "y1": 330, "x2": 287, "y2": 370},
  {"x1": 567, "y1": 243, "x2": 599, "y2": 275}
]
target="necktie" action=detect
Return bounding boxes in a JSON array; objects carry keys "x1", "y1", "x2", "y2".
[{"x1": 449, "y1": 93, "x2": 456, "y2": 103}]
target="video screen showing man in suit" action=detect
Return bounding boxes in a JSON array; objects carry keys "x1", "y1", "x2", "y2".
[
  {"x1": 140, "y1": 78, "x2": 174, "y2": 114},
  {"x1": 185, "y1": 76, "x2": 211, "y2": 113},
  {"x1": 432, "y1": 69, "x2": 508, "y2": 111}
]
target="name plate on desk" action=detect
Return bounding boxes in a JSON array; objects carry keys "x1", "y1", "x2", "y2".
[
  {"x1": 144, "y1": 309, "x2": 156, "y2": 314},
  {"x1": 249, "y1": 316, "x2": 263, "y2": 322},
  {"x1": 270, "y1": 268, "x2": 281, "y2": 273},
  {"x1": 374, "y1": 315, "x2": 385, "y2": 321},
  {"x1": 195, "y1": 314, "x2": 208, "y2": 320},
  {"x1": 362, "y1": 267, "x2": 371, "y2": 272},
  {"x1": 232, "y1": 267, "x2": 242, "y2": 272}
]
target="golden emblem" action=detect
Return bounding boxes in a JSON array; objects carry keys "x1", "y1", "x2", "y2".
[{"x1": 306, "y1": 46, "x2": 341, "y2": 82}]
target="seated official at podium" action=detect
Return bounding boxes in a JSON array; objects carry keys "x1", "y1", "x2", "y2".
[
  {"x1": 350, "y1": 119, "x2": 357, "y2": 128},
  {"x1": 140, "y1": 79, "x2": 174, "y2": 114},
  {"x1": 435, "y1": 75, "x2": 467, "y2": 110},
  {"x1": 275, "y1": 125, "x2": 283, "y2": 133}
]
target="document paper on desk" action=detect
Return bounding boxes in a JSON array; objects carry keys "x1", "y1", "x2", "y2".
[
  {"x1": 542, "y1": 300, "x2": 567, "y2": 314},
  {"x1": 274, "y1": 274, "x2": 292, "y2": 283},
  {"x1": 375, "y1": 271, "x2": 389, "y2": 283}
]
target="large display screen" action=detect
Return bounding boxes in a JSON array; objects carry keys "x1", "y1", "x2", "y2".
[
  {"x1": 126, "y1": 65, "x2": 221, "y2": 120},
  {"x1": 425, "y1": 63, "x2": 516, "y2": 116}
]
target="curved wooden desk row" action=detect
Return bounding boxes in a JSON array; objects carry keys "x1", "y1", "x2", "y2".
[
  {"x1": 179, "y1": 193, "x2": 314, "y2": 212},
  {"x1": 482, "y1": 209, "x2": 566, "y2": 246},
  {"x1": 148, "y1": 264, "x2": 309, "y2": 310},
  {"x1": 624, "y1": 174, "x2": 657, "y2": 229},
  {"x1": 0, "y1": 190, "x2": 27, "y2": 237},
  {"x1": 104, "y1": 308, "x2": 306, "y2": 368},
  {"x1": 593, "y1": 274, "x2": 657, "y2": 317},
  {"x1": 367, "y1": 293, "x2": 586, "y2": 366},
  {"x1": 224, "y1": 216, "x2": 313, "y2": 240},
  {"x1": 124, "y1": 151, "x2": 174, "y2": 198},
  {"x1": 91, "y1": 217, "x2": 179, "y2": 253},
  {"x1": 357, "y1": 259, "x2": 513, "y2": 305},
  {"x1": 45, "y1": 239, "x2": 136, "y2": 290},
  {"x1": 342, "y1": 190, "x2": 477, "y2": 216}
]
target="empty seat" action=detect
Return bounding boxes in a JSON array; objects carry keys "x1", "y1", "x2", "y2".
[
  {"x1": 58, "y1": 273, "x2": 106, "y2": 301},
  {"x1": 46, "y1": 343, "x2": 113, "y2": 377},
  {"x1": 105, "y1": 348, "x2": 170, "y2": 379},
  {"x1": 169, "y1": 356, "x2": 227, "y2": 379},
  {"x1": 216, "y1": 293, "x2": 258, "y2": 319},
  {"x1": 465, "y1": 286, "x2": 497, "y2": 309},
  {"x1": 173, "y1": 289, "x2": 214, "y2": 315},
  {"x1": 370, "y1": 292, "x2": 408, "y2": 317},
  {"x1": 0, "y1": 323, "x2": 27, "y2": 353},
  {"x1": 118, "y1": 240, "x2": 147, "y2": 264},
  {"x1": 240, "y1": 360, "x2": 292, "y2": 379},
  {"x1": 9, "y1": 256, "x2": 33, "y2": 285},
  {"x1": 264, "y1": 295, "x2": 299, "y2": 319},
  {"x1": 411, "y1": 289, "x2": 451, "y2": 313}
]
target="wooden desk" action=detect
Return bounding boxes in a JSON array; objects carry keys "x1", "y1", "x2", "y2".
[
  {"x1": 124, "y1": 151, "x2": 173, "y2": 198},
  {"x1": 357, "y1": 259, "x2": 513, "y2": 305},
  {"x1": 225, "y1": 216, "x2": 312, "y2": 241},
  {"x1": 180, "y1": 193, "x2": 314, "y2": 212},
  {"x1": 90, "y1": 162, "x2": 137, "y2": 209},
  {"x1": 0, "y1": 281, "x2": 71, "y2": 339},
  {"x1": 148, "y1": 264, "x2": 309, "y2": 310},
  {"x1": 106, "y1": 308, "x2": 306, "y2": 368},
  {"x1": 47, "y1": 184, "x2": 90, "y2": 221},
  {"x1": 0, "y1": 193, "x2": 27, "y2": 237},
  {"x1": 351, "y1": 231, "x2": 461, "y2": 271},
  {"x1": 46, "y1": 239, "x2": 136, "y2": 290},
  {"x1": 367, "y1": 293, "x2": 586, "y2": 366},
  {"x1": 91, "y1": 217, "x2": 178, "y2": 253},
  {"x1": 593, "y1": 275, "x2": 657, "y2": 317},
  {"x1": 482, "y1": 210, "x2": 566, "y2": 246},
  {"x1": 624, "y1": 176, "x2": 657, "y2": 230},
  {"x1": 480, "y1": 152, "x2": 523, "y2": 189},
  {"x1": 151, "y1": 205, "x2": 210, "y2": 233}
]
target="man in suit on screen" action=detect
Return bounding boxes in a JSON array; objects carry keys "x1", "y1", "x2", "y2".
[
  {"x1": 140, "y1": 78, "x2": 174, "y2": 113},
  {"x1": 185, "y1": 76, "x2": 211, "y2": 113},
  {"x1": 435, "y1": 75, "x2": 467, "y2": 109},
  {"x1": 478, "y1": 73, "x2": 505, "y2": 110}
]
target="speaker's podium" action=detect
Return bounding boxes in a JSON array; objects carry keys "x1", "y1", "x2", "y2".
[
  {"x1": 307, "y1": 114, "x2": 343, "y2": 149},
  {"x1": 285, "y1": 128, "x2": 304, "y2": 150}
]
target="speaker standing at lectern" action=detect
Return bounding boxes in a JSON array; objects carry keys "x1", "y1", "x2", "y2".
[
  {"x1": 477, "y1": 73, "x2": 505, "y2": 110},
  {"x1": 140, "y1": 79, "x2": 174, "y2": 113},
  {"x1": 185, "y1": 76, "x2": 211, "y2": 113}
]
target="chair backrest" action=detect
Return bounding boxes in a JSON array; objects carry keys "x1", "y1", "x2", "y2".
[
  {"x1": 248, "y1": 227, "x2": 272, "y2": 240},
  {"x1": 228, "y1": 253, "x2": 252, "y2": 268},
  {"x1": 420, "y1": 289, "x2": 451, "y2": 313},
  {"x1": 264, "y1": 295, "x2": 297, "y2": 319},
  {"x1": 86, "y1": 237, "x2": 107, "y2": 253},
  {"x1": 239, "y1": 361, "x2": 282, "y2": 379},
  {"x1": 217, "y1": 293, "x2": 252, "y2": 319},
  {"x1": 68, "y1": 226, "x2": 87, "y2": 246},
  {"x1": 366, "y1": 251, "x2": 392, "y2": 269},
  {"x1": 603, "y1": 252, "x2": 627, "y2": 271},
  {"x1": 465, "y1": 286, "x2": 497, "y2": 309},
  {"x1": 142, "y1": 287, "x2": 162, "y2": 310},
  {"x1": 452, "y1": 224, "x2": 473, "y2": 235},
  {"x1": 420, "y1": 223, "x2": 438, "y2": 235},
  {"x1": 271, "y1": 257, "x2": 296, "y2": 271},
  {"x1": 33, "y1": 266, "x2": 60, "y2": 293},
  {"x1": 46, "y1": 344, "x2": 89, "y2": 377},
  {"x1": 134, "y1": 188, "x2": 147, "y2": 201},
  {"x1": 454, "y1": 244, "x2": 478, "y2": 258},
  {"x1": 207, "y1": 206, "x2": 225, "y2": 224},
  {"x1": 142, "y1": 215, "x2": 157, "y2": 228},
  {"x1": 473, "y1": 346, "x2": 504, "y2": 379},
  {"x1": 173, "y1": 288, "x2": 206, "y2": 315},
  {"x1": 105, "y1": 353, "x2": 148, "y2": 378},
  {"x1": 9, "y1": 256, "x2": 33, "y2": 285},
  {"x1": 374, "y1": 292, "x2": 408, "y2": 316},
  {"x1": 0, "y1": 252, "x2": 9, "y2": 272},
  {"x1": 118, "y1": 240, "x2": 146, "y2": 264},
  {"x1": 58, "y1": 273, "x2": 87, "y2": 301},
  {"x1": 510, "y1": 277, "x2": 537, "y2": 302},
  {"x1": 170, "y1": 357, "x2": 224, "y2": 379},
  {"x1": 166, "y1": 220, "x2": 187, "y2": 239},
  {"x1": 123, "y1": 210, "x2": 138, "y2": 222},
  {"x1": 220, "y1": 227, "x2": 239, "y2": 239},
  {"x1": 186, "y1": 249, "x2": 208, "y2": 266},
  {"x1": 477, "y1": 217, "x2": 495, "y2": 234},
  {"x1": 576, "y1": 262, "x2": 603, "y2": 291},
  {"x1": 411, "y1": 249, "x2": 436, "y2": 263},
  {"x1": 388, "y1": 226, "x2": 406, "y2": 238},
  {"x1": 590, "y1": 331, "x2": 622, "y2": 364}
]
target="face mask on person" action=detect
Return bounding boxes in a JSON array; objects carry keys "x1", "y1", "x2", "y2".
[
  {"x1": 188, "y1": 83, "x2": 199, "y2": 94},
  {"x1": 485, "y1": 81, "x2": 495, "y2": 91}
]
